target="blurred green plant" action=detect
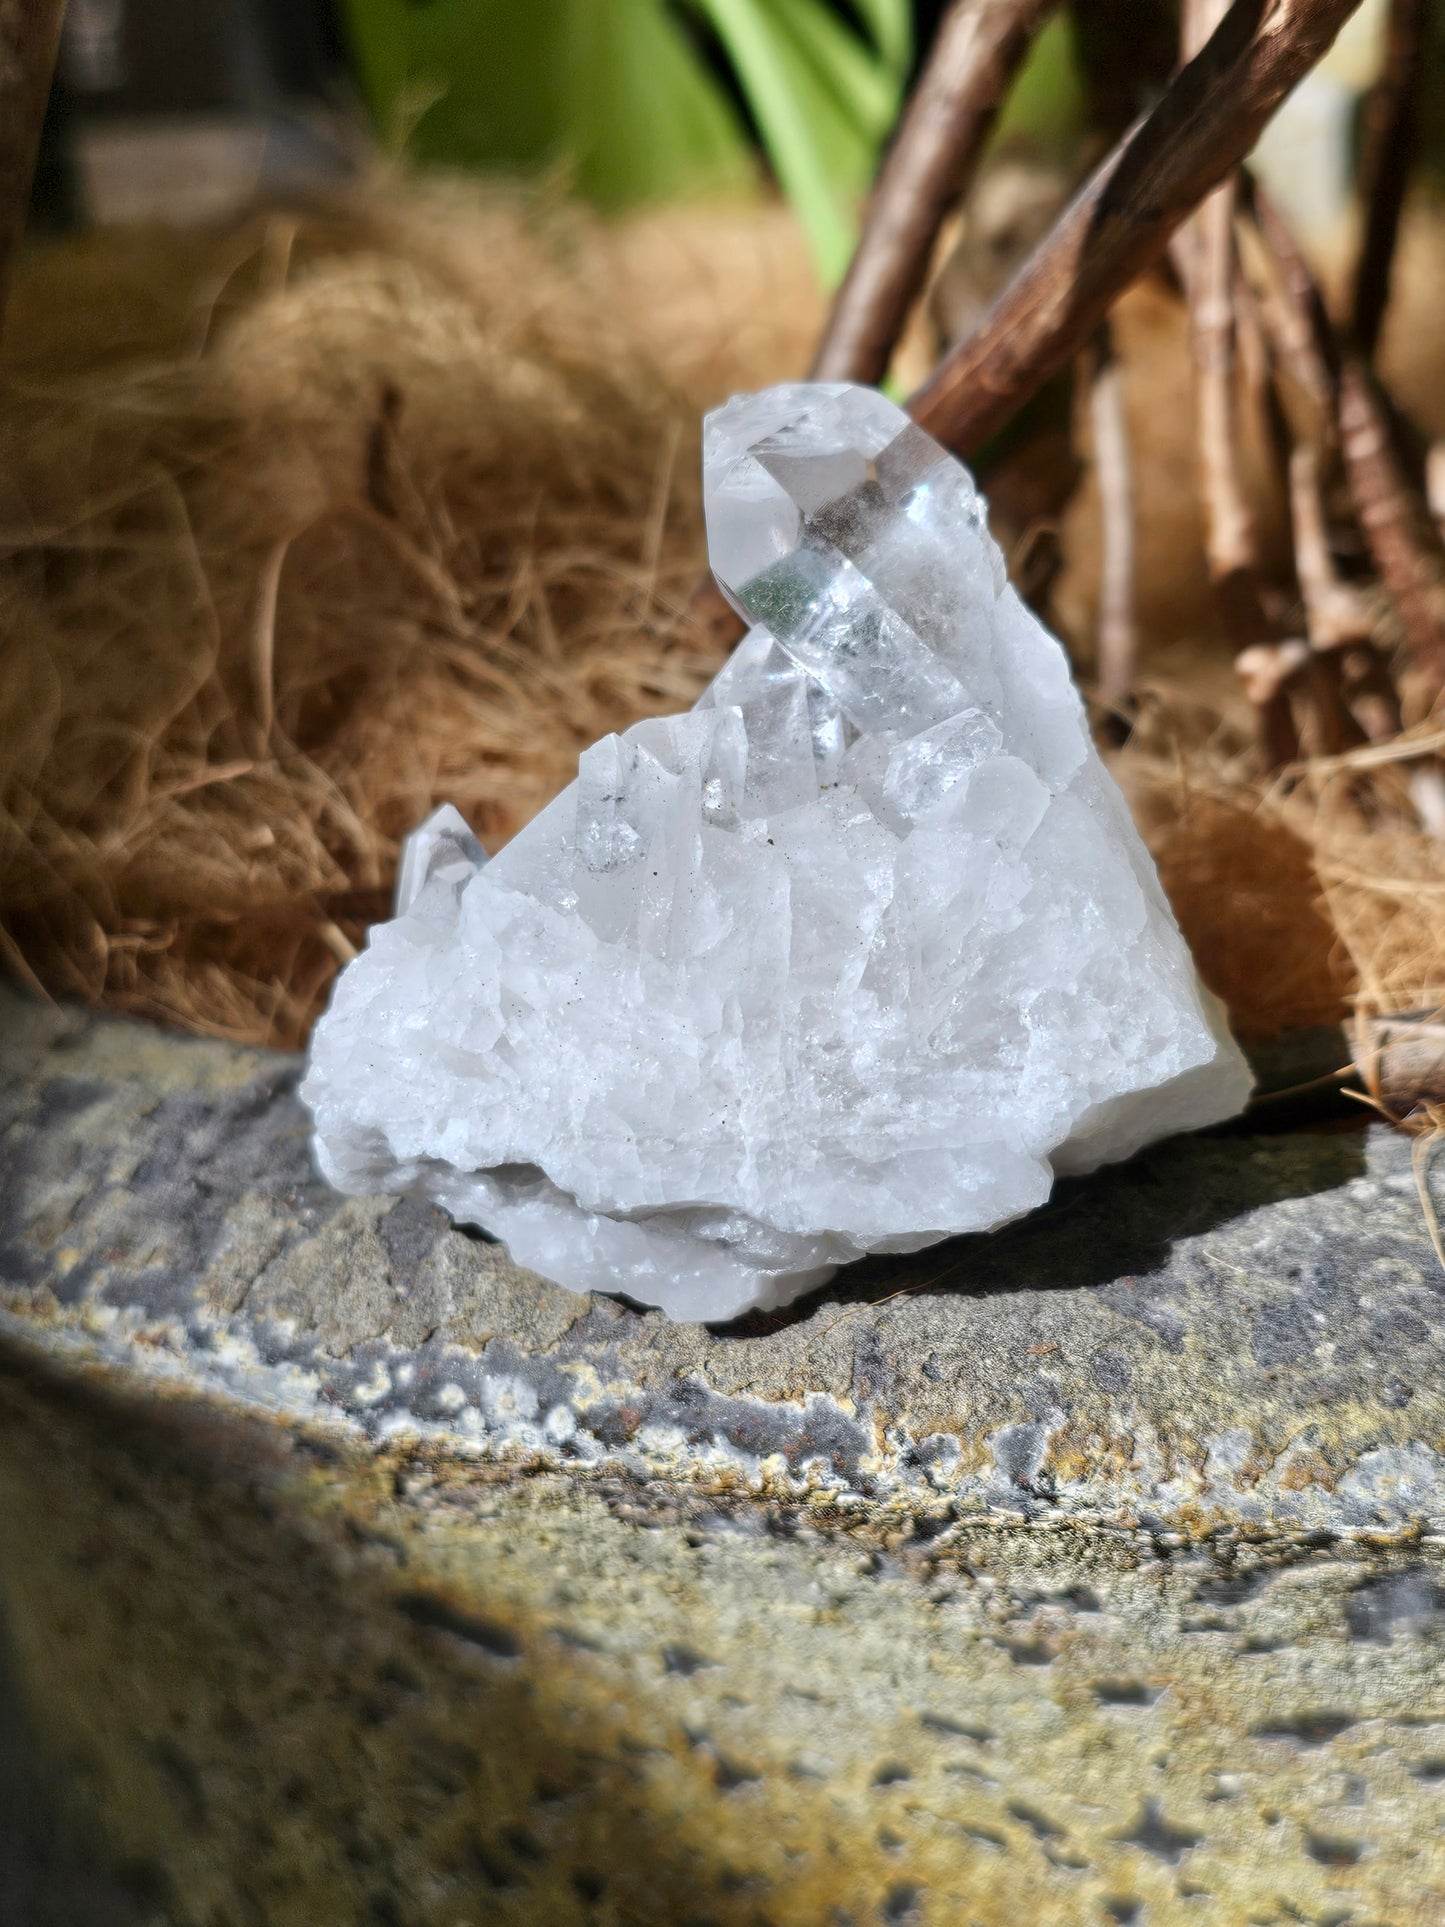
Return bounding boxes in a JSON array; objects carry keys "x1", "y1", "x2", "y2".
[
  {"x1": 342, "y1": 0, "x2": 912, "y2": 285},
  {"x1": 990, "y1": 13, "x2": 1087, "y2": 167}
]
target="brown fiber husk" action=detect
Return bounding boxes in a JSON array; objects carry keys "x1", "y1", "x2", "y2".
[{"x1": 2, "y1": 177, "x2": 1443, "y2": 1051}]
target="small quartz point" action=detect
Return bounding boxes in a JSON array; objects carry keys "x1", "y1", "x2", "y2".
[
  {"x1": 393, "y1": 803, "x2": 488, "y2": 917},
  {"x1": 303, "y1": 383, "x2": 1250, "y2": 1322}
]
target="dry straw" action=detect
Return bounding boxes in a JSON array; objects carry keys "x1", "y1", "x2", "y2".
[{"x1": 1, "y1": 178, "x2": 1443, "y2": 1052}]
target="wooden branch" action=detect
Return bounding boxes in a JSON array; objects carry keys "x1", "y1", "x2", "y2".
[
  {"x1": 1087, "y1": 321, "x2": 1137, "y2": 708},
  {"x1": 1256, "y1": 231, "x2": 1445, "y2": 805},
  {"x1": 1350, "y1": 0, "x2": 1426, "y2": 362},
  {"x1": 1338, "y1": 356, "x2": 1445, "y2": 685},
  {"x1": 1188, "y1": 187, "x2": 1253, "y2": 580},
  {"x1": 1176, "y1": 0, "x2": 1263, "y2": 632},
  {"x1": 0, "y1": 0, "x2": 67, "y2": 339},
  {"x1": 907, "y1": 0, "x2": 1367, "y2": 456},
  {"x1": 812, "y1": 0, "x2": 1055, "y2": 385},
  {"x1": 1250, "y1": 188, "x2": 1445, "y2": 823},
  {"x1": 1233, "y1": 256, "x2": 1276, "y2": 449},
  {"x1": 1286, "y1": 442, "x2": 1372, "y2": 751},
  {"x1": 1248, "y1": 183, "x2": 1445, "y2": 693},
  {"x1": 1188, "y1": 173, "x2": 1271, "y2": 636},
  {"x1": 1288, "y1": 441, "x2": 1374, "y2": 650},
  {"x1": 1249, "y1": 184, "x2": 1338, "y2": 409}
]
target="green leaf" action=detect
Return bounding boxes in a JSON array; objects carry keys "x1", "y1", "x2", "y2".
[
  {"x1": 987, "y1": 11, "x2": 1087, "y2": 167},
  {"x1": 844, "y1": 0, "x2": 912, "y2": 78},
  {"x1": 563, "y1": 0, "x2": 757, "y2": 208},
  {"x1": 766, "y1": 0, "x2": 901, "y2": 141},
  {"x1": 340, "y1": 0, "x2": 755, "y2": 208},
  {"x1": 338, "y1": 0, "x2": 912, "y2": 276},
  {"x1": 692, "y1": 0, "x2": 901, "y2": 284}
]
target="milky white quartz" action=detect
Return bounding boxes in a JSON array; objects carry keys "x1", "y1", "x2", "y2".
[{"x1": 302, "y1": 383, "x2": 1250, "y2": 1322}]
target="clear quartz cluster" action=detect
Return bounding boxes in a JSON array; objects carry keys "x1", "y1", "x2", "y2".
[{"x1": 303, "y1": 383, "x2": 1250, "y2": 1322}]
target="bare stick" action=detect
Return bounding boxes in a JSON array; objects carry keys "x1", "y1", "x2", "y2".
[
  {"x1": 1351, "y1": 0, "x2": 1426, "y2": 362},
  {"x1": 907, "y1": 0, "x2": 1366, "y2": 456},
  {"x1": 1257, "y1": 204, "x2": 1445, "y2": 810},
  {"x1": 1188, "y1": 172, "x2": 1274, "y2": 646},
  {"x1": 0, "y1": 0, "x2": 67, "y2": 339},
  {"x1": 1288, "y1": 441, "x2": 1374, "y2": 650},
  {"x1": 1249, "y1": 186, "x2": 1338, "y2": 408},
  {"x1": 1192, "y1": 192, "x2": 1254, "y2": 572},
  {"x1": 1233, "y1": 256, "x2": 1276, "y2": 454},
  {"x1": 1088, "y1": 322, "x2": 1137, "y2": 708},
  {"x1": 1249, "y1": 185, "x2": 1445, "y2": 690},
  {"x1": 1338, "y1": 357, "x2": 1445, "y2": 684},
  {"x1": 1176, "y1": 0, "x2": 1261, "y2": 619},
  {"x1": 1287, "y1": 444, "x2": 1373, "y2": 751},
  {"x1": 812, "y1": 0, "x2": 1056, "y2": 385}
]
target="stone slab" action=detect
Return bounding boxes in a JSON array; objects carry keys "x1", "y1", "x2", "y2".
[
  {"x1": 2, "y1": 988, "x2": 1444, "y2": 1924},
  {"x1": 2, "y1": 988, "x2": 1442, "y2": 1536}
]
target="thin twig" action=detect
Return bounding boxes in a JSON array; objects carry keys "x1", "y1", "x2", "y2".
[
  {"x1": 639, "y1": 417, "x2": 681, "y2": 620},
  {"x1": 1087, "y1": 321, "x2": 1137, "y2": 708},
  {"x1": 1192, "y1": 203, "x2": 1254, "y2": 562},
  {"x1": 316, "y1": 919, "x2": 359, "y2": 968},
  {"x1": 0, "y1": 0, "x2": 67, "y2": 339},
  {"x1": 1350, "y1": 0, "x2": 1427, "y2": 362},
  {"x1": 1179, "y1": 0, "x2": 1284, "y2": 759},
  {"x1": 1248, "y1": 183, "x2": 1337, "y2": 408},
  {"x1": 907, "y1": 0, "x2": 1367, "y2": 456},
  {"x1": 1288, "y1": 441, "x2": 1374, "y2": 650},
  {"x1": 1234, "y1": 254, "x2": 1279, "y2": 461},
  {"x1": 1338, "y1": 356, "x2": 1445, "y2": 687},
  {"x1": 1249, "y1": 184, "x2": 1445, "y2": 695},
  {"x1": 1243, "y1": 191, "x2": 1378, "y2": 746},
  {"x1": 1178, "y1": 0, "x2": 1252, "y2": 571},
  {"x1": 1286, "y1": 437, "x2": 1381, "y2": 748},
  {"x1": 812, "y1": 0, "x2": 1056, "y2": 385},
  {"x1": 250, "y1": 536, "x2": 292, "y2": 745},
  {"x1": 1185, "y1": 168, "x2": 1270, "y2": 641},
  {"x1": 154, "y1": 760, "x2": 256, "y2": 800}
]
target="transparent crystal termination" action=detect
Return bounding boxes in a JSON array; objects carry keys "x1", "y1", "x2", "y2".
[{"x1": 303, "y1": 383, "x2": 1251, "y2": 1323}]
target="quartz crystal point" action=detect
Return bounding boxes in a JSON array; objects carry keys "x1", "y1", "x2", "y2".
[{"x1": 303, "y1": 383, "x2": 1251, "y2": 1322}]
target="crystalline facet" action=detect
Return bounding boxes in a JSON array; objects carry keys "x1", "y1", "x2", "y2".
[
  {"x1": 393, "y1": 803, "x2": 488, "y2": 916},
  {"x1": 303, "y1": 382, "x2": 1251, "y2": 1322}
]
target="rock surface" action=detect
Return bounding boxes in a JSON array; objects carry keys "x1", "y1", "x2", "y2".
[
  {"x1": 2, "y1": 989, "x2": 1441, "y2": 1533},
  {"x1": 305, "y1": 384, "x2": 1248, "y2": 1320},
  {"x1": 2, "y1": 989, "x2": 1444, "y2": 1925}
]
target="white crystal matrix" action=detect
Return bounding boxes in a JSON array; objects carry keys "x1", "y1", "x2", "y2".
[{"x1": 303, "y1": 384, "x2": 1250, "y2": 1321}]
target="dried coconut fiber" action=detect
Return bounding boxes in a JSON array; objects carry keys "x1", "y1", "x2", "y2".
[{"x1": 2, "y1": 176, "x2": 1445, "y2": 1054}]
